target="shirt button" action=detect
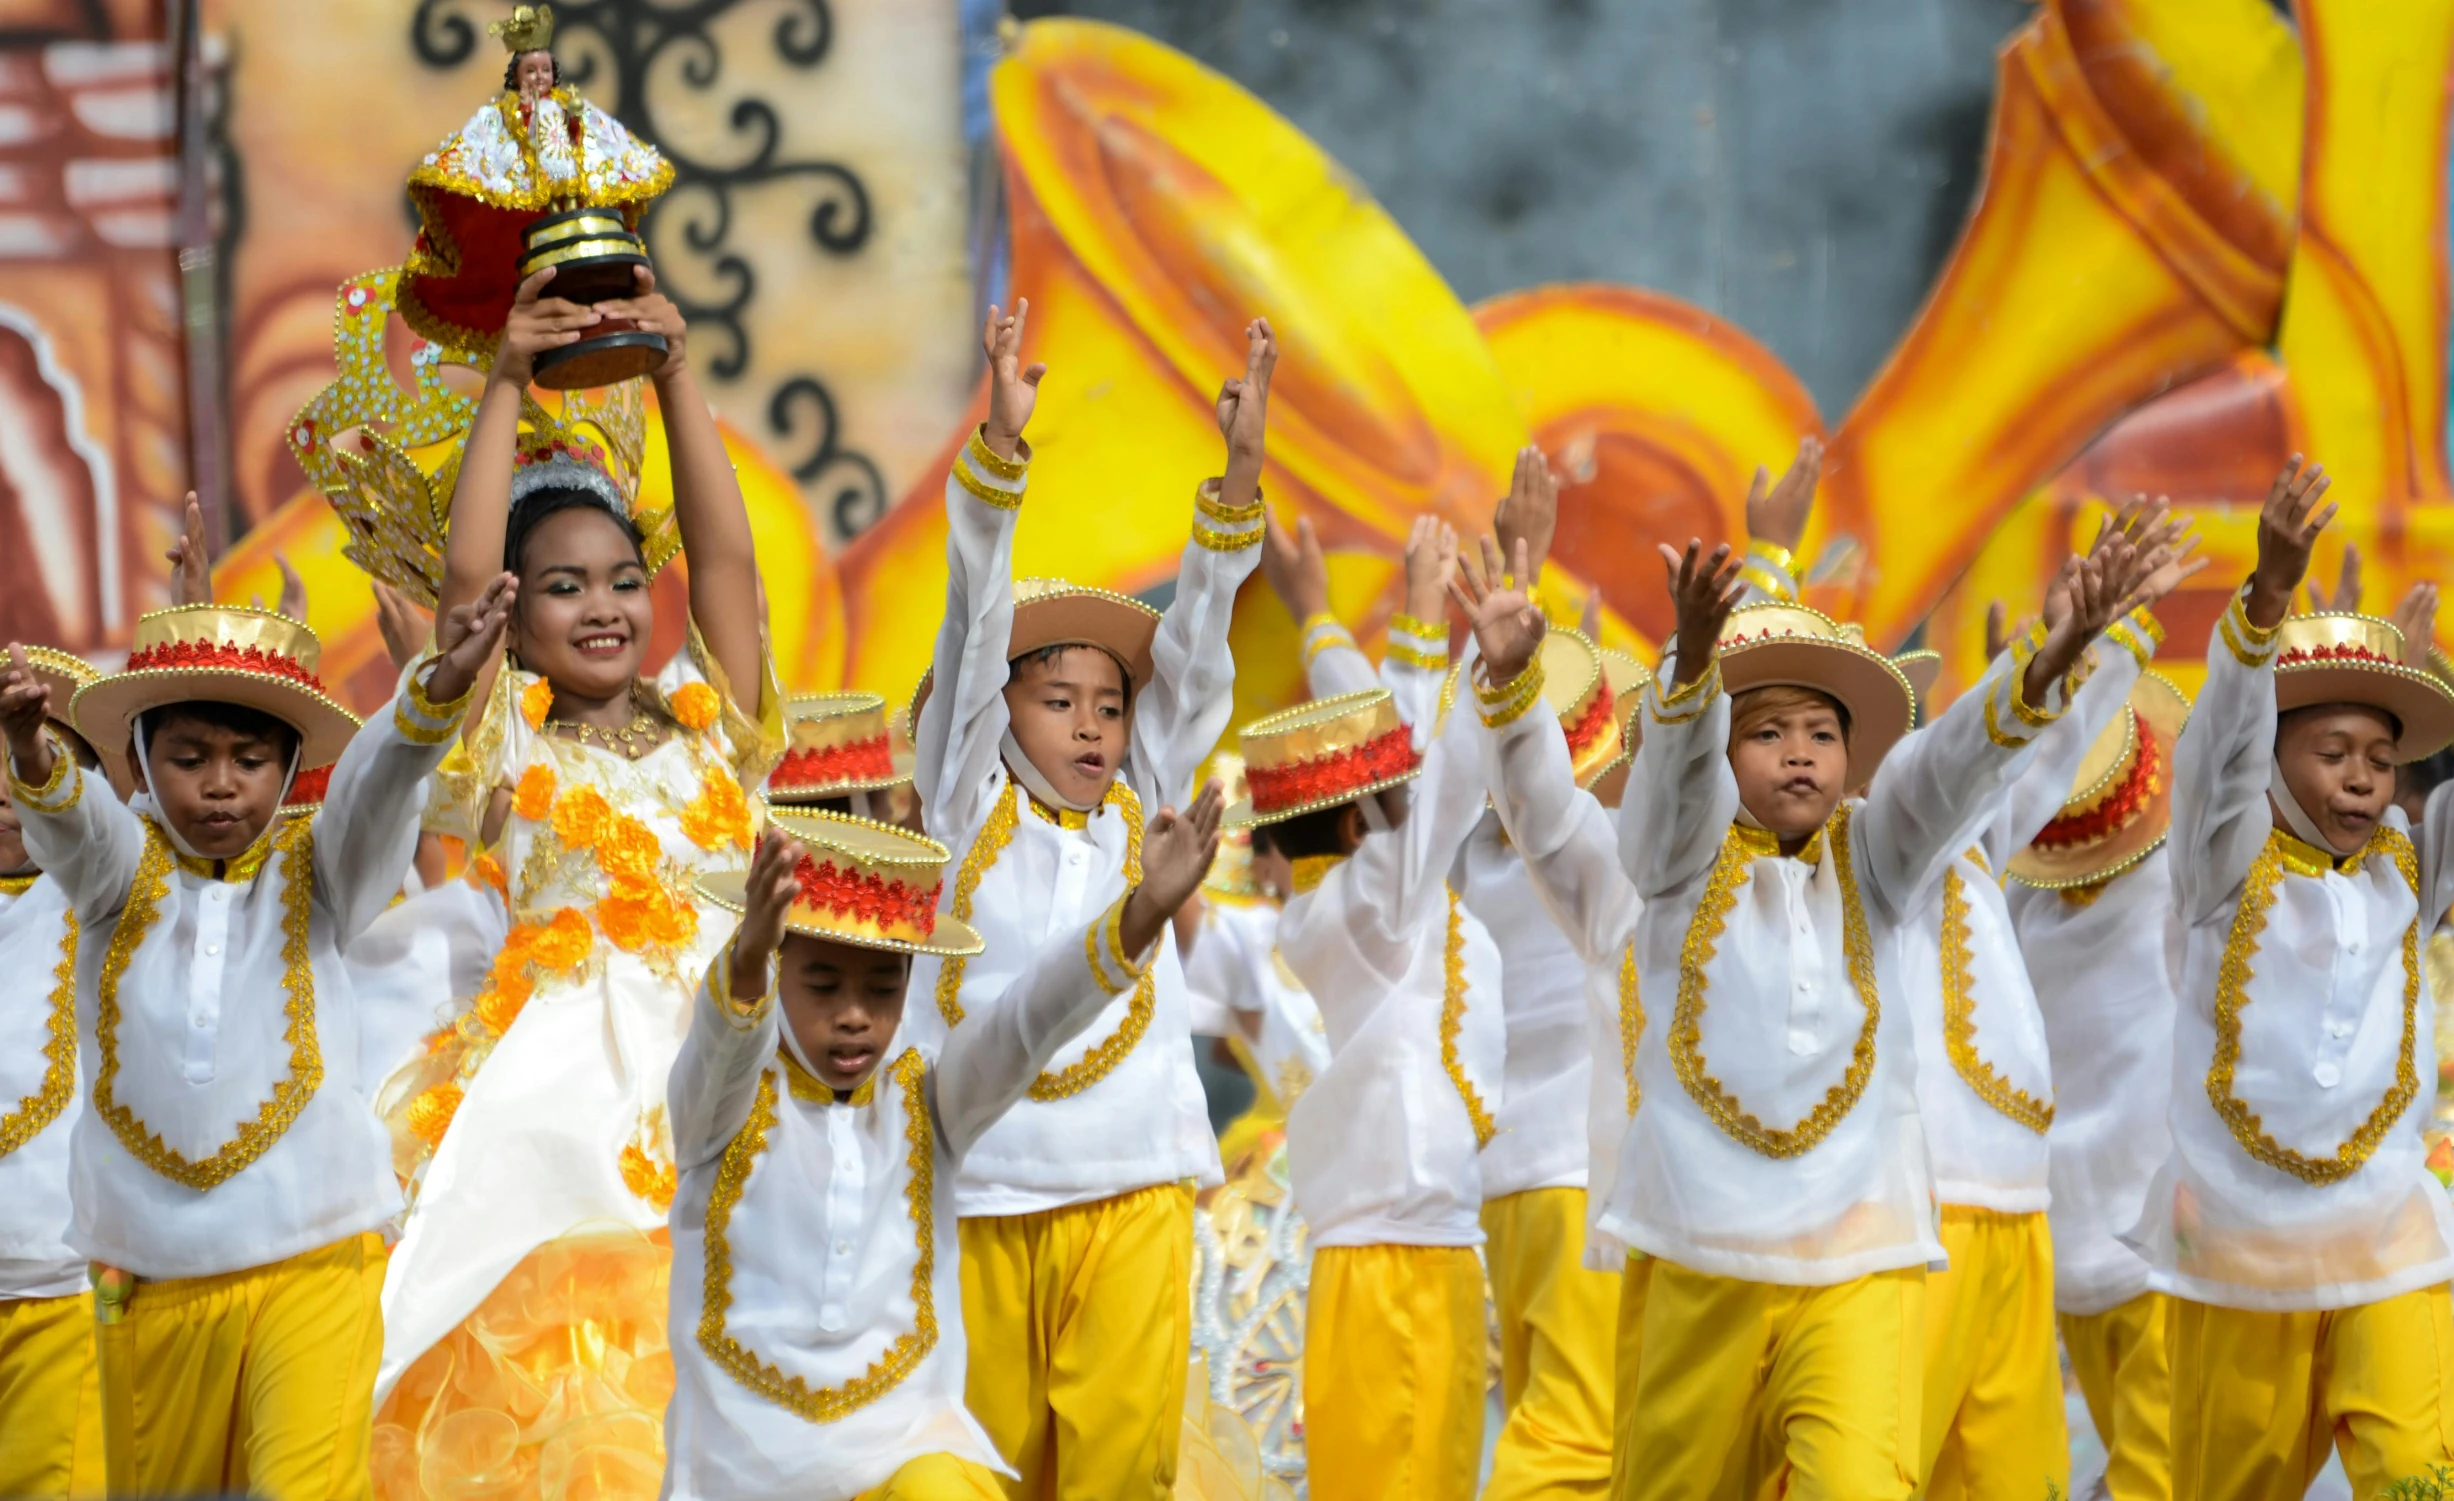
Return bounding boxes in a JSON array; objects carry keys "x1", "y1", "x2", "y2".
[
  {"x1": 204, "y1": 887, "x2": 225, "y2": 903},
  {"x1": 2348, "y1": 939, "x2": 2365, "y2": 956},
  {"x1": 203, "y1": 943, "x2": 220, "y2": 957},
  {"x1": 2330, "y1": 1022, "x2": 2352, "y2": 1039},
  {"x1": 1066, "y1": 850, "x2": 1084, "y2": 866},
  {"x1": 818, "y1": 1305, "x2": 846, "y2": 1332},
  {"x1": 1794, "y1": 980, "x2": 1812, "y2": 995},
  {"x1": 833, "y1": 1240, "x2": 851, "y2": 1257},
  {"x1": 2314, "y1": 1062, "x2": 2343, "y2": 1088}
]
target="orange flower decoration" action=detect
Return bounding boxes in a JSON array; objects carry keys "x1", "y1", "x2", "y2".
[
  {"x1": 679, "y1": 768, "x2": 753, "y2": 853},
  {"x1": 468, "y1": 851, "x2": 509, "y2": 897},
  {"x1": 553, "y1": 783, "x2": 614, "y2": 849},
  {"x1": 512, "y1": 764, "x2": 557, "y2": 822},
  {"x1": 594, "y1": 815, "x2": 664, "y2": 883},
  {"x1": 619, "y1": 1138, "x2": 677, "y2": 1211},
  {"x1": 476, "y1": 965, "x2": 535, "y2": 1035},
  {"x1": 669, "y1": 681, "x2": 720, "y2": 733},
  {"x1": 521, "y1": 678, "x2": 554, "y2": 730},
  {"x1": 408, "y1": 1082, "x2": 464, "y2": 1147},
  {"x1": 526, "y1": 905, "x2": 595, "y2": 973},
  {"x1": 599, "y1": 877, "x2": 697, "y2": 954}
]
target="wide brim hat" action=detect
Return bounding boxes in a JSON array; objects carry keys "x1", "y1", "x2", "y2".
[
  {"x1": 1717, "y1": 603, "x2": 1917, "y2": 787},
  {"x1": 72, "y1": 606, "x2": 359, "y2": 770},
  {"x1": 1586, "y1": 647, "x2": 1653, "y2": 807},
  {"x1": 1199, "y1": 750, "x2": 1271, "y2": 901},
  {"x1": 279, "y1": 762, "x2": 338, "y2": 819},
  {"x1": 1226, "y1": 687, "x2": 1422, "y2": 828},
  {"x1": 695, "y1": 809, "x2": 983, "y2": 958},
  {"x1": 2007, "y1": 670, "x2": 2189, "y2": 889},
  {"x1": 909, "y1": 577, "x2": 1163, "y2": 722},
  {"x1": 2273, "y1": 613, "x2": 2454, "y2": 762},
  {"x1": 1537, "y1": 630, "x2": 1625, "y2": 787},
  {"x1": 767, "y1": 691, "x2": 915, "y2": 801},
  {"x1": 18, "y1": 644, "x2": 127, "y2": 791},
  {"x1": 1891, "y1": 649, "x2": 1943, "y2": 713}
]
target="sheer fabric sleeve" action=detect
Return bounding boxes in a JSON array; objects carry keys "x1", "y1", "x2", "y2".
[{"x1": 915, "y1": 430, "x2": 1030, "y2": 847}]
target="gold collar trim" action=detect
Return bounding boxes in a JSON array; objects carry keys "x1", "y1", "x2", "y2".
[
  {"x1": 0, "y1": 872, "x2": 38, "y2": 898},
  {"x1": 163, "y1": 820, "x2": 280, "y2": 884},
  {"x1": 1289, "y1": 855, "x2": 1346, "y2": 896},
  {"x1": 1024, "y1": 792, "x2": 1095, "y2": 831},
  {"x1": 1729, "y1": 820, "x2": 1826, "y2": 866},
  {"x1": 779, "y1": 1044, "x2": 878, "y2": 1106},
  {"x1": 2274, "y1": 828, "x2": 2367, "y2": 878},
  {"x1": 1439, "y1": 889, "x2": 1495, "y2": 1148}
]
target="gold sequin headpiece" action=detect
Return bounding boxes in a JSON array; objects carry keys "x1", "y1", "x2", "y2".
[{"x1": 490, "y1": 4, "x2": 554, "y2": 53}]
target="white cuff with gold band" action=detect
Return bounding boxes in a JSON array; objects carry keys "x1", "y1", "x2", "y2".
[
  {"x1": 5, "y1": 730, "x2": 78, "y2": 814},
  {"x1": 953, "y1": 425, "x2": 1028, "y2": 511},
  {"x1": 1190, "y1": 479, "x2": 1264, "y2": 552},
  {"x1": 1385, "y1": 611, "x2": 1448, "y2": 673},
  {"x1": 1084, "y1": 891, "x2": 1159, "y2": 995},
  {"x1": 1737, "y1": 539, "x2": 1801, "y2": 603},
  {"x1": 2105, "y1": 605, "x2": 2164, "y2": 669},
  {"x1": 396, "y1": 655, "x2": 476, "y2": 746},
  {"x1": 2217, "y1": 587, "x2": 2282, "y2": 669},
  {"x1": 1299, "y1": 612, "x2": 1357, "y2": 667}
]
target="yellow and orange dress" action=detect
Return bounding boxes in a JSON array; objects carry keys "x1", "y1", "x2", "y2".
[{"x1": 368, "y1": 635, "x2": 778, "y2": 1498}]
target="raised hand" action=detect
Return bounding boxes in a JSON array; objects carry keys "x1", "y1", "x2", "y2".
[
  {"x1": 1259, "y1": 509, "x2": 1330, "y2": 624},
  {"x1": 1124, "y1": 779, "x2": 1225, "y2": 956},
  {"x1": 2027, "y1": 536, "x2": 2149, "y2": 705},
  {"x1": 728, "y1": 831, "x2": 806, "y2": 1002},
  {"x1": 1450, "y1": 535, "x2": 1548, "y2": 685},
  {"x1": 2246, "y1": 455, "x2": 2336, "y2": 628},
  {"x1": 1745, "y1": 436, "x2": 1823, "y2": 556},
  {"x1": 2395, "y1": 582, "x2": 2440, "y2": 668},
  {"x1": 1985, "y1": 600, "x2": 2012, "y2": 662},
  {"x1": 1400, "y1": 514, "x2": 1458, "y2": 627},
  {"x1": 164, "y1": 492, "x2": 211, "y2": 607},
  {"x1": 980, "y1": 300, "x2": 1045, "y2": 460},
  {"x1": 0, "y1": 645, "x2": 56, "y2": 788},
  {"x1": 2117, "y1": 497, "x2": 2208, "y2": 611},
  {"x1": 2308, "y1": 542, "x2": 2363, "y2": 614},
  {"x1": 1654, "y1": 539, "x2": 1744, "y2": 688},
  {"x1": 426, "y1": 573, "x2": 517, "y2": 705},
  {"x1": 274, "y1": 556, "x2": 307, "y2": 622},
  {"x1": 1493, "y1": 446, "x2": 1560, "y2": 581},
  {"x1": 1215, "y1": 318, "x2": 1277, "y2": 483},
  {"x1": 492, "y1": 268, "x2": 601, "y2": 389},
  {"x1": 1579, "y1": 585, "x2": 1602, "y2": 642},
  {"x1": 594, "y1": 264, "x2": 689, "y2": 381},
  {"x1": 372, "y1": 581, "x2": 435, "y2": 672}
]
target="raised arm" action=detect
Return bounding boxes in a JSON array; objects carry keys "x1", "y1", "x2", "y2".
[
  {"x1": 1130, "y1": 321, "x2": 1275, "y2": 805},
  {"x1": 314, "y1": 576, "x2": 507, "y2": 945},
  {"x1": 915, "y1": 302, "x2": 1040, "y2": 840},
  {"x1": 0, "y1": 644, "x2": 143, "y2": 919},
  {"x1": 1481, "y1": 688, "x2": 1641, "y2": 964},
  {"x1": 2173, "y1": 458, "x2": 2334, "y2": 927},
  {"x1": 673, "y1": 836, "x2": 805, "y2": 1170},
  {"x1": 1735, "y1": 437, "x2": 1819, "y2": 605},
  {"x1": 935, "y1": 782, "x2": 1222, "y2": 1156},
  {"x1": 1621, "y1": 540, "x2": 1746, "y2": 897}
]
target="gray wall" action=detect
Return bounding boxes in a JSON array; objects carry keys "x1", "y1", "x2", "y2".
[{"x1": 1009, "y1": 0, "x2": 2035, "y2": 421}]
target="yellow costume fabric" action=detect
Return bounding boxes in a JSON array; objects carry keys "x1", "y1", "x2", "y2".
[
  {"x1": 1613, "y1": 1256, "x2": 1923, "y2": 1501},
  {"x1": 1482, "y1": 1187, "x2": 1618, "y2": 1499},
  {"x1": 98, "y1": 1231, "x2": 384, "y2": 1501},
  {"x1": 0, "y1": 1290, "x2": 103, "y2": 1497},
  {"x1": 958, "y1": 1182, "x2": 1195, "y2": 1500},
  {"x1": 856, "y1": 1453, "x2": 1009, "y2": 1500},
  {"x1": 2169, "y1": 1284, "x2": 2454, "y2": 1501},
  {"x1": 1917, "y1": 1206, "x2": 2068, "y2": 1499},
  {"x1": 2060, "y1": 1293, "x2": 2173, "y2": 1501},
  {"x1": 1302, "y1": 1243, "x2": 1486, "y2": 1501}
]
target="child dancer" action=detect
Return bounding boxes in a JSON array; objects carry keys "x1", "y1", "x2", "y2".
[
  {"x1": 2007, "y1": 661, "x2": 2190, "y2": 1501},
  {"x1": 372, "y1": 269, "x2": 780, "y2": 1484},
  {"x1": 1600, "y1": 521, "x2": 2162, "y2": 1498},
  {"x1": 662, "y1": 787, "x2": 1221, "y2": 1500},
  {"x1": 1232, "y1": 535, "x2": 1547, "y2": 1500},
  {"x1": 909, "y1": 303, "x2": 1272, "y2": 1498},
  {"x1": 2137, "y1": 457, "x2": 2454, "y2": 1496},
  {"x1": 0, "y1": 574, "x2": 511, "y2": 1498},
  {"x1": 0, "y1": 646, "x2": 106, "y2": 1500}
]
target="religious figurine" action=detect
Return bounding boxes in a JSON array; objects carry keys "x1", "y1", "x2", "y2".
[{"x1": 399, "y1": 3, "x2": 674, "y2": 384}]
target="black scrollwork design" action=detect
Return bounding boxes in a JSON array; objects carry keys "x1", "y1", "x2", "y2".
[{"x1": 409, "y1": 0, "x2": 888, "y2": 535}]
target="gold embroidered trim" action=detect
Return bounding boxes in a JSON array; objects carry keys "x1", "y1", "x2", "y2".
[
  {"x1": 1650, "y1": 663, "x2": 1720, "y2": 727},
  {"x1": 0, "y1": 873, "x2": 36, "y2": 897},
  {"x1": 1940, "y1": 868, "x2": 2052, "y2": 1133},
  {"x1": 1477, "y1": 660, "x2": 1546, "y2": 728},
  {"x1": 1191, "y1": 520, "x2": 1261, "y2": 552},
  {"x1": 2218, "y1": 593, "x2": 2283, "y2": 667},
  {"x1": 1289, "y1": 855, "x2": 1343, "y2": 896},
  {"x1": 1440, "y1": 889, "x2": 1496, "y2": 1148},
  {"x1": 7, "y1": 738, "x2": 77, "y2": 813},
  {"x1": 938, "y1": 779, "x2": 1155, "y2": 1099},
  {"x1": 1386, "y1": 641, "x2": 1447, "y2": 672},
  {"x1": 1736, "y1": 564, "x2": 1797, "y2": 602},
  {"x1": 698, "y1": 1052, "x2": 934, "y2": 1422},
  {"x1": 395, "y1": 660, "x2": 473, "y2": 745},
  {"x1": 1194, "y1": 485, "x2": 1265, "y2": 526},
  {"x1": 2207, "y1": 827, "x2": 2419, "y2": 1185},
  {"x1": 1983, "y1": 690, "x2": 2037, "y2": 750},
  {"x1": 2273, "y1": 829, "x2": 2364, "y2": 879},
  {"x1": 1746, "y1": 540, "x2": 1796, "y2": 574},
  {"x1": 172, "y1": 830, "x2": 279, "y2": 885},
  {"x1": 951, "y1": 459, "x2": 1024, "y2": 512},
  {"x1": 779, "y1": 1044, "x2": 877, "y2": 1106},
  {"x1": 1301, "y1": 621, "x2": 1357, "y2": 666},
  {"x1": 965, "y1": 425, "x2": 1028, "y2": 481},
  {"x1": 1390, "y1": 613, "x2": 1443, "y2": 642},
  {"x1": 1618, "y1": 939, "x2": 1643, "y2": 1116},
  {"x1": 1729, "y1": 822, "x2": 1824, "y2": 865},
  {"x1": 2107, "y1": 608, "x2": 2164, "y2": 668},
  {"x1": 1671, "y1": 807, "x2": 1879, "y2": 1158},
  {"x1": 0, "y1": 905, "x2": 77, "y2": 1159},
  {"x1": 96, "y1": 819, "x2": 324, "y2": 1189}
]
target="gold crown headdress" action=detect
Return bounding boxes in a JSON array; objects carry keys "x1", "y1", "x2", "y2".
[
  {"x1": 490, "y1": 4, "x2": 554, "y2": 54},
  {"x1": 288, "y1": 267, "x2": 674, "y2": 607}
]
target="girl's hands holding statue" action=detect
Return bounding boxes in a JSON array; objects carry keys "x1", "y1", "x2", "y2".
[{"x1": 494, "y1": 265, "x2": 689, "y2": 389}]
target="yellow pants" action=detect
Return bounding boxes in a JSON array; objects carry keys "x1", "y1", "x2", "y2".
[
  {"x1": 958, "y1": 1183, "x2": 1194, "y2": 1501},
  {"x1": 1614, "y1": 1256, "x2": 1924, "y2": 1501},
  {"x1": 2061, "y1": 1293, "x2": 2173, "y2": 1501},
  {"x1": 97, "y1": 1230, "x2": 385, "y2": 1501},
  {"x1": 1482, "y1": 1187, "x2": 1618, "y2": 1500},
  {"x1": 2170, "y1": 1284, "x2": 2454, "y2": 1501},
  {"x1": 1918, "y1": 1207, "x2": 2068, "y2": 1499},
  {"x1": 1303, "y1": 1243, "x2": 1486, "y2": 1501},
  {"x1": 855, "y1": 1453, "x2": 1010, "y2": 1500},
  {"x1": 0, "y1": 1290, "x2": 104, "y2": 1498}
]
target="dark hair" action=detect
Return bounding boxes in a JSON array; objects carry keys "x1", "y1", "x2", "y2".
[
  {"x1": 1261, "y1": 802, "x2": 1355, "y2": 861},
  {"x1": 1247, "y1": 822, "x2": 1279, "y2": 859},
  {"x1": 503, "y1": 489, "x2": 647, "y2": 577},
  {"x1": 1006, "y1": 643, "x2": 1134, "y2": 708},
  {"x1": 49, "y1": 722, "x2": 100, "y2": 770},
  {"x1": 140, "y1": 700, "x2": 300, "y2": 761},
  {"x1": 2398, "y1": 745, "x2": 2454, "y2": 802},
  {"x1": 503, "y1": 49, "x2": 558, "y2": 90}
]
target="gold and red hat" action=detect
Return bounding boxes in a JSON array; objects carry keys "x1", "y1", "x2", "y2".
[
  {"x1": 696, "y1": 809, "x2": 983, "y2": 957},
  {"x1": 1541, "y1": 630, "x2": 1630, "y2": 789},
  {"x1": 766, "y1": 692, "x2": 915, "y2": 803},
  {"x1": 72, "y1": 606, "x2": 360, "y2": 768},
  {"x1": 1587, "y1": 646, "x2": 1654, "y2": 807},
  {"x1": 20, "y1": 645, "x2": 100, "y2": 752},
  {"x1": 2272, "y1": 613, "x2": 2454, "y2": 762},
  {"x1": 1715, "y1": 603, "x2": 1917, "y2": 787},
  {"x1": 1199, "y1": 751, "x2": 1271, "y2": 902},
  {"x1": 1225, "y1": 688, "x2": 1422, "y2": 828},
  {"x1": 280, "y1": 762, "x2": 338, "y2": 819},
  {"x1": 2008, "y1": 671, "x2": 2189, "y2": 890}
]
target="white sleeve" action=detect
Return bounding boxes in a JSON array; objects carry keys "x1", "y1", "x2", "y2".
[
  {"x1": 932, "y1": 893, "x2": 1152, "y2": 1159},
  {"x1": 1340, "y1": 653, "x2": 1495, "y2": 950},
  {"x1": 6, "y1": 738, "x2": 142, "y2": 923},
  {"x1": 1482, "y1": 690, "x2": 1642, "y2": 964},
  {"x1": 670, "y1": 944, "x2": 782, "y2": 1172},
  {"x1": 1988, "y1": 610, "x2": 2157, "y2": 865},
  {"x1": 2422, "y1": 781, "x2": 2454, "y2": 928},
  {"x1": 312, "y1": 657, "x2": 472, "y2": 946},
  {"x1": 1126, "y1": 480, "x2": 1264, "y2": 809},
  {"x1": 2171, "y1": 591, "x2": 2285, "y2": 929},
  {"x1": 1302, "y1": 627, "x2": 1451, "y2": 748},
  {"x1": 915, "y1": 429, "x2": 1029, "y2": 846},
  {"x1": 1619, "y1": 660, "x2": 1739, "y2": 900}
]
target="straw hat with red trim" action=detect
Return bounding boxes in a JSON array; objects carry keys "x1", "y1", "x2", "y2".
[
  {"x1": 279, "y1": 761, "x2": 339, "y2": 820},
  {"x1": 1199, "y1": 751, "x2": 1274, "y2": 902},
  {"x1": 1717, "y1": 603, "x2": 1917, "y2": 787},
  {"x1": 1225, "y1": 688, "x2": 1422, "y2": 828},
  {"x1": 2007, "y1": 671, "x2": 2189, "y2": 890},
  {"x1": 767, "y1": 692, "x2": 916, "y2": 803},
  {"x1": 1540, "y1": 631, "x2": 1628, "y2": 788},
  {"x1": 1587, "y1": 646, "x2": 1654, "y2": 808},
  {"x1": 18, "y1": 644, "x2": 106, "y2": 763},
  {"x1": 909, "y1": 578, "x2": 1164, "y2": 722},
  {"x1": 2272, "y1": 613, "x2": 2454, "y2": 762},
  {"x1": 72, "y1": 606, "x2": 360, "y2": 768},
  {"x1": 696, "y1": 809, "x2": 983, "y2": 957}
]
